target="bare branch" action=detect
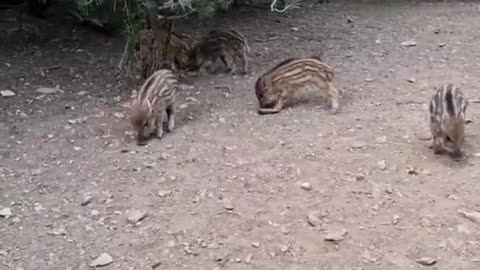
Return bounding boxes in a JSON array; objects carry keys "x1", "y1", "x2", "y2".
[
  {"x1": 157, "y1": 10, "x2": 194, "y2": 21},
  {"x1": 255, "y1": 35, "x2": 279, "y2": 42},
  {"x1": 270, "y1": 0, "x2": 300, "y2": 13}
]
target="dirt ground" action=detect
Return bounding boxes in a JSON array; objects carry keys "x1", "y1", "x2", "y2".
[{"x1": 2, "y1": 0, "x2": 480, "y2": 269}]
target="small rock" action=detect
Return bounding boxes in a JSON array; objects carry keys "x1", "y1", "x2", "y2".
[
  {"x1": 81, "y1": 195, "x2": 93, "y2": 206},
  {"x1": 1, "y1": 90, "x2": 15, "y2": 97},
  {"x1": 417, "y1": 134, "x2": 432, "y2": 141},
  {"x1": 375, "y1": 136, "x2": 387, "y2": 143},
  {"x1": 183, "y1": 244, "x2": 197, "y2": 255},
  {"x1": 223, "y1": 199, "x2": 234, "y2": 211},
  {"x1": 307, "y1": 214, "x2": 321, "y2": 227},
  {"x1": 300, "y1": 182, "x2": 312, "y2": 191},
  {"x1": 438, "y1": 240, "x2": 447, "y2": 249},
  {"x1": 251, "y1": 242, "x2": 260, "y2": 248},
  {"x1": 385, "y1": 185, "x2": 393, "y2": 194},
  {"x1": 439, "y1": 43, "x2": 446, "y2": 48},
  {"x1": 67, "y1": 118, "x2": 85, "y2": 125},
  {"x1": 355, "y1": 174, "x2": 365, "y2": 181},
  {"x1": 34, "y1": 204, "x2": 44, "y2": 212},
  {"x1": 90, "y1": 252, "x2": 113, "y2": 267},
  {"x1": 245, "y1": 254, "x2": 253, "y2": 264},
  {"x1": 280, "y1": 226, "x2": 290, "y2": 235},
  {"x1": 0, "y1": 208, "x2": 12, "y2": 218},
  {"x1": 91, "y1": 209, "x2": 100, "y2": 217},
  {"x1": 406, "y1": 166, "x2": 418, "y2": 175},
  {"x1": 362, "y1": 251, "x2": 377, "y2": 263},
  {"x1": 346, "y1": 16, "x2": 354, "y2": 23},
  {"x1": 416, "y1": 257, "x2": 437, "y2": 266},
  {"x1": 77, "y1": 91, "x2": 88, "y2": 96},
  {"x1": 350, "y1": 141, "x2": 366, "y2": 149},
  {"x1": 407, "y1": 77, "x2": 416, "y2": 83},
  {"x1": 401, "y1": 40, "x2": 416, "y2": 47},
  {"x1": 127, "y1": 209, "x2": 148, "y2": 224},
  {"x1": 143, "y1": 162, "x2": 154, "y2": 169},
  {"x1": 47, "y1": 227, "x2": 67, "y2": 236},
  {"x1": 31, "y1": 168, "x2": 42, "y2": 176},
  {"x1": 291, "y1": 27, "x2": 299, "y2": 31},
  {"x1": 422, "y1": 169, "x2": 431, "y2": 176},
  {"x1": 36, "y1": 87, "x2": 62, "y2": 94},
  {"x1": 0, "y1": 249, "x2": 7, "y2": 256},
  {"x1": 377, "y1": 160, "x2": 387, "y2": 170},
  {"x1": 473, "y1": 152, "x2": 480, "y2": 158},
  {"x1": 113, "y1": 112, "x2": 125, "y2": 119},
  {"x1": 324, "y1": 229, "x2": 348, "y2": 242},
  {"x1": 158, "y1": 190, "x2": 172, "y2": 197},
  {"x1": 151, "y1": 262, "x2": 162, "y2": 269},
  {"x1": 392, "y1": 215, "x2": 400, "y2": 225},
  {"x1": 365, "y1": 77, "x2": 374, "y2": 82},
  {"x1": 447, "y1": 194, "x2": 459, "y2": 200}
]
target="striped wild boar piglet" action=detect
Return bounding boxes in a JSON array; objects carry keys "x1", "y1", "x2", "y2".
[
  {"x1": 189, "y1": 29, "x2": 249, "y2": 74},
  {"x1": 255, "y1": 56, "x2": 339, "y2": 114},
  {"x1": 429, "y1": 83, "x2": 468, "y2": 159},
  {"x1": 130, "y1": 69, "x2": 178, "y2": 145}
]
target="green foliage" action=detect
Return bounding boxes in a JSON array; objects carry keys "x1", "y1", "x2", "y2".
[
  {"x1": 118, "y1": 0, "x2": 144, "y2": 76},
  {"x1": 74, "y1": 0, "x2": 108, "y2": 16},
  {"x1": 23, "y1": 0, "x2": 302, "y2": 76}
]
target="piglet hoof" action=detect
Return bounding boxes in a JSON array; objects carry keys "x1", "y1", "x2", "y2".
[
  {"x1": 136, "y1": 140, "x2": 147, "y2": 146},
  {"x1": 433, "y1": 147, "x2": 445, "y2": 155},
  {"x1": 156, "y1": 129, "x2": 164, "y2": 140},
  {"x1": 329, "y1": 101, "x2": 340, "y2": 114},
  {"x1": 258, "y1": 108, "x2": 280, "y2": 115},
  {"x1": 167, "y1": 118, "x2": 175, "y2": 132}
]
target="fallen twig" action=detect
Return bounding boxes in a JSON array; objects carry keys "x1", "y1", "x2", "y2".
[
  {"x1": 157, "y1": 11, "x2": 193, "y2": 21},
  {"x1": 42, "y1": 65, "x2": 62, "y2": 72},
  {"x1": 365, "y1": 25, "x2": 383, "y2": 30},
  {"x1": 271, "y1": 0, "x2": 301, "y2": 12},
  {"x1": 255, "y1": 35, "x2": 279, "y2": 42},
  {"x1": 214, "y1": 85, "x2": 232, "y2": 92},
  {"x1": 395, "y1": 100, "x2": 425, "y2": 105}
]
